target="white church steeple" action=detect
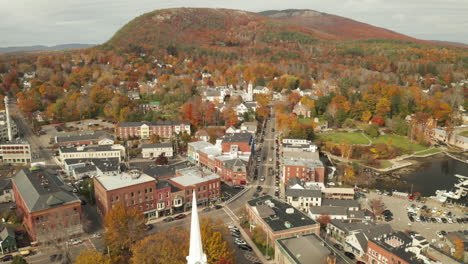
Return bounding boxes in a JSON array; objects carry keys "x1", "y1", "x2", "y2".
[{"x1": 186, "y1": 191, "x2": 207, "y2": 264}]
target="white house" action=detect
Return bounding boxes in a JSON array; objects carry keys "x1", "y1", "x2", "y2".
[
  {"x1": 142, "y1": 143, "x2": 173, "y2": 158},
  {"x1": 253, "y1": 86, "x2": 270, "y2": 95},
  {"x1": 285, "y1": 188, "x2": 322, "y2": 212},
  {"x1": 0, "y1": 178, "x2": 14, "y2": 203},
  {"x1": 59, "y1": 144, "x2": 124, "y2": 164}
]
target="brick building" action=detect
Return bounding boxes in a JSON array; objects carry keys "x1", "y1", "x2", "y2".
[
  {"x1": 116, "y1": 121, "x2": 190, "y2": 139},
  {"x1": 94, "y1": 169, "x2": 163, "y2": 219},
  {"x1": 12, "y1": 167, "x2": 83, "y2": 242},
  {"x1": 246, "y1": 195, "x2": 320, "y2": 245},
  {"x1": 282, "y1": 159, "x2": 325, "y2": 184},
  {"x1": 221, "y1": 133, "x2": 254, "y2": 154},
  {"x1": 367, "y1": 232, "x2": 426, "y2": 264},
  {"x1": 215, "y1": 157, "x2": 248, "y2": 185},
  {"x1": 169, "y1": 167, "x2": 221, "y2": 210}
]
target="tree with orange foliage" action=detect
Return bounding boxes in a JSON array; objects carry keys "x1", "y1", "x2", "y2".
[
  {"x1": 222, "y1": 107, "x2": 238, "y2": 128},
  {"x1": 104, "y1": 203, "x2": 145, "y2": 264},
  {"x1": 287, "y1": 92, "x2": 301, "y2": 108},
  {"x1": 316, "y1": 214, "x2": 331, "y2": 230},
  {"x1": 376, "y1": 98, "x2": 392, "y2": 116},
  {"x1": 74, "y1": 250, "x2": 110, "y2": 264}
]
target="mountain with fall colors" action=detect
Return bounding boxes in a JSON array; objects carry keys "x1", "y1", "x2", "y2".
[
  {"x1": 103, "y1": 8, "x2": 434, "y2": 53},
  {"x1": 259, "y1": 9, "x2": 421, "y2": 42}
]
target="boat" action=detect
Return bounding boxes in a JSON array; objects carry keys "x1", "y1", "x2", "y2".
[{"x1": 433, "y1": 174, "x2": 468, "y2": 202}]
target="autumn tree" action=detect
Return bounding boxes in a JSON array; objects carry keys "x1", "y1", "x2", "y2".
[
  {"x1": 130, "y1": 227, "x2": 189, "y2": 264},
  {"x1": 74, "y1": 250, "x2": 110, "y2": 264},
  {"x1": 368, "y1": 198, "x2": 386, "y2": 217},
  {"x1": 452, "y1": 236, "x2": 465, "y2": 260},
  {"x1": 155, "y1": 153, "x2": 169, "y2": 165},
  {"x1": 104, "y1": 203, "x2": 145, "y2": 264},
  {"x1": 200, "y1": 218, "x2": 234, "y2": 264},
  {"x1": 316, "y1": 213, "x2": 331, "y2": 230},
  {"x1": 222, "y1": 107, "x2": 238, "y2": 128}
]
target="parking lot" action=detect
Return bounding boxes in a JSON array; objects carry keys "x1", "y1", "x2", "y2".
[
  {"x1": 38, "y1": 119, "x2": 115, "y2": 147},
  {"x1": 365, "y1": 191, "x2": 467, "y2": 243}
]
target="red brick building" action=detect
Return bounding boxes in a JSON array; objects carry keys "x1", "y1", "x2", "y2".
[
  {"x1": 94, "y1": 169, "x2": 165, "y2": 219},
  {"x1": 221, "y1": 133, "x2": 253, "y2": 154},
  {"x1": 282, "y1": 159, "x2": 325, "y2": 184},
  {"x1": 214, "y1": 157, "x2": 248, "y2": 185},
  {"x1": 367, "y1": 232, "x2": 421, "y2": 264},
  {"x1": 12, "y1": 167, "x2": 83, "y2": 242},
  {"x1": 169, "y1": 167, "x2": 221, "y2": 211},
  {"x1": 246, "y1": 195, "x2": 320, "y2": 245},
  {"x1": 116, "y1": 121, "x2": 190, "y2": 139}
]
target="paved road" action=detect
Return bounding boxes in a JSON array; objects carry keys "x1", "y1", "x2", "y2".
[{"x1": 9, "y1": 101, "x2": 54, "y2": 164}]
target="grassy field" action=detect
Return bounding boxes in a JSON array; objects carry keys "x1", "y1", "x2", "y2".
[
  {"x1": 298, "y1": 117, "x2": 314, "y2": 125},
  {"x1": 317, "y1": 132, "x2": 370, "y2": 145},
  {"x1": 414, "y1": 148, "x2": 441, "y2": 156},
  {"x1": 460, "y1": 131, "x2": 468, "y2": 137},
  {"x1": 371, "y1": 135, "x2": 428, "y2": 153}
]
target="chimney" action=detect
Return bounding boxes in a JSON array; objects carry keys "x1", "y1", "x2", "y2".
[{"x1": 4, "y1": 96, "x2": 12, "y2": 141}]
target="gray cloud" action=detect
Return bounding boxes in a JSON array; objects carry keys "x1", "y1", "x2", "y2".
[{"x1": 0, "y1": 0, "x2": 467, "y2": 46}]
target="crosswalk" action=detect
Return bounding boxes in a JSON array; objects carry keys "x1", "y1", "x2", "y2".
[{"x1": 244, "y1": 252, "x2": 261, "y2": 263}]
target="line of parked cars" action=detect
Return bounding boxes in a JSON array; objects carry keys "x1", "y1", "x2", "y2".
[
  {"x1": 228, "y1": 225, "x2": 253, "y2": 252},
  {"x1": 407, "y1": 204, "x2": 468, "y2": 224}
]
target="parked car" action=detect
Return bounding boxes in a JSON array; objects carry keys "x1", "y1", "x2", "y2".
[
  {"x1": 344, "y1": 252, "x2": 356, "y2": 259},
  {"x1": 202, "y1": 207, "x2": 211, "y2": 212},
  {"x1": 231, "y1": 231, "x2": 241, "y2": 238},
  {"x1": 256, "y1": 186, "x2": 263, "y2": 192},
  {"x1": 163, "y1": 217, "x2": 174, "y2": 222},
  {"x1": 215, "y1": 205, "x2": 223, "y2": 210},
  {"x1": 144, "y1": 224, "x2": 154, "y2": 231},
  {"x1": 1, "y1": 255, "x2": 13, "y2": 262},
  {"x1": 238, "y1": 244, "x2": 252, "y2": 251},
  {"x1": 234, "y1": 238, "x2": 247, "y2": 245},
  {"x1": 356, "y1": 261, "x2": 366, "y2": 264},
  {"x1": 175, "y1": 214, "x2": 186, "y2": 220},
  {"x1": 333, "y1": 243, "x2": 344, "y2": 251}
]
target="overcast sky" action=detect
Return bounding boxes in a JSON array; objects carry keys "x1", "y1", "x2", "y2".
[{"x1": 1, "y1": 0, "x2": 467, "y2": 47}]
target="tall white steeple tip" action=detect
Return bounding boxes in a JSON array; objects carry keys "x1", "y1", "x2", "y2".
[{"x1": 186, "y1": 191, "x2": 207, "y2": 264}]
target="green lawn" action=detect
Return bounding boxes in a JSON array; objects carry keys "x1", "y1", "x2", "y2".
[
  {"x1": 460, "y1": 131, "x2": 468, "y2": 137},
  {"x1": 298, "y1": 117, "x2": 314, "y2": 125},
  {"x1": 317, "y1": 132, "x2": 370, "y2": 145},
  {"x1": 378, "y1": 160, "x2": 393, "y2": 169},
  {"x1": 371, "y1": 135, "x2": 428, "y2": 153},
  {"x1": 414, "y1": 148, "x2": 441, "y2": 156}
]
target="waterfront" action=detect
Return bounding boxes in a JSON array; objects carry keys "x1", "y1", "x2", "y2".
[{"x1": 374, "y1": 154, "x2": 468, "y2": 197}]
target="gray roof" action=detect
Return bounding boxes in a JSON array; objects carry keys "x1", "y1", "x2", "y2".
[
  {"x1": 223, "y1": 133, "x2": 252, "y2": 143},
  {"x1": 0, "y1": 178, "x2": 12, "y2": 191},
  {"x1": 276, "y1": 234, "x2": 334, "y2": 264},
  {"x1": 309, "y1": 206, "x2": 348, "y2": 216},
  {"x1": 0, "y1": 226, "x2": 15, "y2": 240},
  {"x1": 223, "y1": 158, "x2": 248, "y2": 172},
  {"x1": 74, "y1": 165, "x2": 97, "y2": 174},
  {"x1": 56, "y1": 131, "x2": 112, "y2": 144},
  {"x1": 12, "y1": 168, "x2": 80, "y2": 213},
  {"x1": 59, "y1": 145, "x2": 116, "y2": 153},
  {"x1": 64, "y1": 158, "x2": 120, "y2": 173},
  {"x1": 285, "y1": 188, "x2": 322, "y2": 198},
  {"x1": 247, "y1": 195, "x2": 318, "y2": 232},
  {"x1": 354, "y1": 232, "x2": 368, "y2": 251},
  {"x1": 142, "y1": 161, "x2": 192, "y2": 179},
  {"x1": 118, "y1": 121, "x2": 189, "y2": 127},
  {"x1": 329, "y1": 220, "x2": 393, "y2": 239},
  {"x1": 321, "y1": 199, "x2": 360, "y2": 208},
  {"x1": 142, "y1": 143, "x2": 173, "y2": 149}
]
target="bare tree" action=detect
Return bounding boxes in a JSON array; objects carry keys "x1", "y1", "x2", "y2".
[{"x1": 368, "y1": 198, "x2": 386, "y2": 217}]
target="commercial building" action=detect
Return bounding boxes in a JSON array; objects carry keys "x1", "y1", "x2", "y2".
[
  {"x1": 246, "y1": 195, "x2": 320, "y2": 245},
  {"x1": 282, "y1": 159, "x2": 325, "y2": 184},
  {"x1": 59, "y1": 144, "x2": 124, "y2": 163},
  {"x1": 94, "y1": 169, "x2": 160, "y2": 219},
  {"x1": 285, "y1": 188, "x2": 322, "y2": 212},
  {"x1": 367, "y1": 232, "x2": 430, "y2": 264},
  {"x1": 12, "y1": 167, "x2": 83, "y2": 242},
  {"x1": 169, "y1": 167, "x2": 221, "y2": 210},
  {"x1": 116, "y1": 121, "x2": 190, "y2": 139},
  {"x1": 275, "y1": 234, "x2": 339, "y2": 264},
  {"x1": 63, "y1": 158, "x2": 120, "y2": 179},
  {"x1": 322, "y1": 188, "x2": 355, "y2": 200},
  {"x1": 54, "y1": 131, "x2": 114, "y2": 146},
  {"x1": 141, "y1": 143, "x2": 173, "y2": 158},
  {"x1": 0, "y1": 141, "x2": 32, "y2": 164},
  {"x1": 0, "y1": 110, "x2": 17, "y2": 142}
]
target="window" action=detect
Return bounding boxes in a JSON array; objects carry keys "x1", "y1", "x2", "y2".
[
  {"x1": 131, "y1": 192, "x2": 134, "y2": 197},
  {"x1": 166, "y1": 192, "x2": 169, "y2": 198}
]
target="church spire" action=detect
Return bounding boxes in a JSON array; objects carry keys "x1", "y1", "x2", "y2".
[{"x1": 186, "y1": 191, "x2": 207, "y2": 264}]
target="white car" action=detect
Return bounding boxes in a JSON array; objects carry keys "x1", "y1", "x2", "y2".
[
  {"x1": 234, "y1": 238, "x2": 246, "y2": 245},
  {"x1": 436, "y1": 231, "x2": 443, "y2": 238},
  {"x1": 436, "y1": 218, "x2": 442, "y2": 223}
]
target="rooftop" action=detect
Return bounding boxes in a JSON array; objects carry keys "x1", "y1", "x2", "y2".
[
  {"x1": 170, "y1": 168, "x2": 220, "y2": 187},
  {"x1": 370, "y1": 232, "x2": 424, "y2": 264},
  {"x1": 59, "y1": 145, "x2": 117, "y2": 153},
  {"x1": 12, "y1": 167, "x2": 80, "y2": 213},
  {"x1": 283, "y1": 158, "x2": 324, "y2": 168},
  {"x1": 285, "y1": 188, "x2": 322, "y2": 198},
  {"x1": 55, "y1": 131, "x2": 112, "y2": 144},
  {"x1": 276, "y1": 234, "x2": 343, "y2": 264},
  {"x1": 222, "y1": 133, "x2": 252, "y2": 143},
  {"x1": 118, "y1": 121, "x2": 189, "y2": 127},
  {"x1": 142, "y1": 161, "x2": 192, "y2": 179},
  {"x1": 321, "y1": 199, "x2": 360, "y2": 208},
  {"x1": 141, "y1": 143, "x2": 173, "y2": 149},
  {"x1": 95, "y1": 170, "x2": 155, "y2": 191},
  {"x1": 247, "y1": 195, "x2": 318, "y2": 232}
]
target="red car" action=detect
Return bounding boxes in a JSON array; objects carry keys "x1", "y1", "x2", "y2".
[{"x1": 174, "y1": 214, "x2": 186, "y2": 220}]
